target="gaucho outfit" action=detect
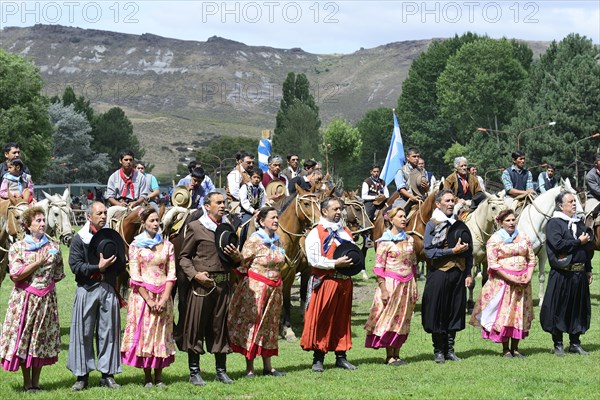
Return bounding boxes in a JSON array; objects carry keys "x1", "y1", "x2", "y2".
[
  {"x1": 540, "y1": 212, "x2": 593, "y2": 353},
  {"x1": 300, "y1": 218, "x2": 355, "y2": 368},
  {"x1": 422, "y1": 208, "x2": 473, "y2": 361},
  {"x1": 361, "y1": 176, "x2": 389, "y2": 221}
]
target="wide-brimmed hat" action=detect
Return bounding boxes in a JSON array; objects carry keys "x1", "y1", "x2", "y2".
[
  {"x1": 265, "y1": 180, "x2": 286, "y2": 197},
  {"x1": 214, "y1": 223, "x2": 239, "y2": 264},
  {"x1": 446, "y1": 220, "x2": 472, "y2": 248},
  {"x1": 333, "y1": 242, "x2": 365, "y2": 276},
  {"x1": 88, "y1": 228, "x2": 127, "y2": 275},
  {"x1": 172, "y1": 186, "x2": 192, "y2": 208}
]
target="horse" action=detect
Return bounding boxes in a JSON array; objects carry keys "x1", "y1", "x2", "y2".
[
  {"x1": 464, "y1": 194, "x2": 507, "y2": 311},
  {"x1": 516, "y1": 179, "x2": 581, "y2": 301},
  {"x1": 277, "y1": 186, "x2": 321, "y2": 341},
  {"x1": 0, "y1": 191, "x2": 31, "y2": 286},
  {"x1": 37, "y1": 188, "x2": 74, "y2": 246}
]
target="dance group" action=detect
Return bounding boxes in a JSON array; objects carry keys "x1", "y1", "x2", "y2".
[{"x1": 0, "y1": 161, "x2": 594, "y2": 393}]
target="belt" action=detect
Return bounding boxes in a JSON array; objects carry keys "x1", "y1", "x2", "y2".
[
  {"x1": 558, "y1": 263, "x2": 585, "y2": 272},
  {"x1": 330, "y1": 271, "x2": 350, "y2": 280},
  {"x1": 209, "y1": 273, "x2": 230, "y2": 284}
]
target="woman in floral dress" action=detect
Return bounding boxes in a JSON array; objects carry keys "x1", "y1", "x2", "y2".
[
  {"x1": 364, "y1": 207, "x2": 418, "y2": 365},
  {"x1": 470, "y1": 209, "x2": 536, "y2": 357},
  {"x1": 228, "y1": 206, "x2": 285, "y2": 378},
  {"x1": 121, "y1": 207, "x2": 176, "y2": 387},
  {"x1": 0, "y1": 206, "x2": 64, "y2": 391}
]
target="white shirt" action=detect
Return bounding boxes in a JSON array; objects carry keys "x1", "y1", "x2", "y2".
[
  {"x1": 226, "y1": 168, "x2": 243, "y2": 201},
  {"x1": 239, "y1": 182, "x2": 267, "y2": 214},
  {"x1": 304, "y1": 217, "x2": 354, "y2": 270},
  {"x1": 361, "y1": 178, "x2": 390, "y2": 200}
]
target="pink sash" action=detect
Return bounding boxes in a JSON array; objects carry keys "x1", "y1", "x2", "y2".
[
  {"x1": 14, "y1": 280, "x2": 55, "y2": 297},
  {"x1": 373, "y1": 267, "x2": 415, "y2": 283}
]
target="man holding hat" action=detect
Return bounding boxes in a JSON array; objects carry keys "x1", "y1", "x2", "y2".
[
  {"x1": 301, "y1": 197, "x2": 357, "y2": 372},
  {"x1": 422, "y1": 189, "x2": 473, "y2": 364},
  {"x1": 262, "y1": 155, "x2": 289, "y2": 203},
  {"x1": 67, "y1": 201, "x2": 126, "y2": 390},
  {"x1": 178, "y1": 192, "x2": 242, "y2": 385}
]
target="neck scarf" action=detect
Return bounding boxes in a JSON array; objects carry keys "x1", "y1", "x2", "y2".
[
  {"x1": 255, "y1": 228, "x2": 280, "y2": 251},
  {"x1": 552, "y1": 211, "x2": 580, "y2": 239},
  {"x1": 432, "y1": 208, "x2": 456, "y2": 225},
  {"x1": 3, "y1": 172, "x2": 24, "y2": 193},
  {"x1": 78, "y1": 221, "x2": 94, "y2": 244},
  {"x1": 119, "y1": 168, "x2": 135, "y2": 199},
  {"x1": 134, "y1": 230, "x2": 163, "y2": 248},
  {"x1": 376, "y1": 229, "x2": 408, "y2": 242},
  {"x1": 498, "y1": 228, "x2": 519, "y2": 243},
  {"x1": 431, "y1": 208, "x2": 456, "y2": 248},
  {"x1": 199, "y1": 213, "x2": 225, "y2": 232},
  {"x1": 457, "y1": 173, "x2": 469, "y2": 195},
  {"x1": 24, "y1": 234, "x2": 49, "y2": 251},
  {"x1": 319, "y1": 217, "x2": 350, "y2": 254}
]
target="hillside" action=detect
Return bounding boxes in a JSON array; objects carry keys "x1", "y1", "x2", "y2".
[{"x1": 0, "y1": 25, "x2": 551, "y2": 177}]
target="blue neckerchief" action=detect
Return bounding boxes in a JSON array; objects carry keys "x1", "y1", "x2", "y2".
[
  {"x1": 3, "y1": 172, "x2": 23, "y2": 193},
  {"x1": 498, "y1": 228, "x2": 519, "y2": 244},
  {"x1": 134, "y1": 231, "x2": 163, "y2": 248},
  {"x1": 376, "y1": 229, "x2": 408, "y2": 242},
  {"x1": 323, "y1": 228, "x2": 350, "y2": 254},
  {"x1": 255, "y1": 228, "x2": 281, "y2": 252},
  {"x1": 24, "y1": 234, "x2": 49, "y2": 251}
]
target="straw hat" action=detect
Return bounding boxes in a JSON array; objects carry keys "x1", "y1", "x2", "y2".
[{"x1": 171, "y1": 186, "x2": 192, "y2": 208}]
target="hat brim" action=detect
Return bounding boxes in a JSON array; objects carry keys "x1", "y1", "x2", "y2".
[
  {"x1": 172, "y1": 186, "x2": 192, "y2": 208},
  {"x1": 333, "y1": 241, "x2": 365, "y2": 276},
  {"x1": 88, "y1": 228, "x2": 127, "y2": 274},
  {"x1": 214, "y1": 223, "x2": 239, "y2": 264},
  {"x1": 265, "y1": 180, "x2": 286, "y2": 197}
]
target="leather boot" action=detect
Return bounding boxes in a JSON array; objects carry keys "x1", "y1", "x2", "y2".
[
  {"x1": 334, "y1": 351, "x2": 357, "y2": 370},
  {"x1": 312, "y1": 350, "x2": 325, "y2": 372},
  {"x1": 432, "y1": 333, "x2": 445, "y2": 364},
  {"x1": 568, "y1": 333, "x2": 589, "y2": 355},
  {"x1": 445, "y1": 332, "x2": 462, "y2": 361},
  {"x1": 215, "y1": 353, "x2": 233, "y2": 384},
  {"x1": 188, "y1": 352, "x2": 205, "y2": 386},
  {"x1": 552, "y1": 332, "x2": 565, "y2": 356}
]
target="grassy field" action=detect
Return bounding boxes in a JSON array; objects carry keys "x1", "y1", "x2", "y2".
[{"x1": 0, "y1": 247, "x2": 598, "y2": 399}]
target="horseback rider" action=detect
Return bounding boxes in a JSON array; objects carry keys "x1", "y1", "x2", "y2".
[
  {"x1": 468, "y1": 165, "x2": 486, "y2": 192},
  {"x1": 262, "y1": 155, "x2": 289, "y2": 203},
  {"x1": 288, "y1": 169, "x2": 323, "y2": 195},
  {"x1": 501, "y1": 150, "x2": 534, "y2": 210},
  {"x1": 225, "y1": 151, "x2": 254, "y2": 214},
  {"x1": 419, "y1": 158, "x2": 437, "y2": 190},
  {"x1": 584, "y1": 154, "x2": 600, "y2": 224},
  {"x1": 281, "y1": 153, "x2": 301, "y2": 182},
  {"x1": 443, "y1": 156, "x2": 485, "y2": 216},
  {"x1": 361, "y1": 164, "x2": 389, "y2": 221},
  {"x1": 104, "y1": 149, "x2": 149, "y2": 224},
  {"x1": 537, "y1": 164, "x2": 558, "y2": 193},
  {"x1": 394, "y1": 147, "x2": 429, "y2": 210},
  {"x1": 239, "y1": 167, "x2": 267, "y2": 245}
]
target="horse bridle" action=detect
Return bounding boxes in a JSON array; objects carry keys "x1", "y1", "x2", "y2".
[
  {"x1": 46, "y1": 200, "x2": 73, "y2": 241},
  {"x1": 343, "y1": 198, "x2": 373, "y2": 234}
]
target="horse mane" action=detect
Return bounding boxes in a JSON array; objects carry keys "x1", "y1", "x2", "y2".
[{"x1": 280, "y1": 193, "x2": 298, "y2": 214}]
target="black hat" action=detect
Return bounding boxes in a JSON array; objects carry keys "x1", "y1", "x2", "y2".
[
  {"x1": 214, "y1": 223, "x2": 239, "y2": 264},
  {"x1": 333, "y1": 241, "x2": 365, "y2": 276},
  {"x1": 88, "y1": 228, "x2": 127, "y2": 275},
  {"x1": 446, "y1": 220, "x2": 473, "y2": 249}
]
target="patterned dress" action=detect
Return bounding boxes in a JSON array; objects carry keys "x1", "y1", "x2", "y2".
[
  {"x1": 228, "y1": 232, "x2": 285, "y2": 359},
  {"x1": 470, "y1": 231, "x2": 536, "y2": 342},
  {"x1": 121, "y1": 240, "x2": 177, "y2": 368},
  {"x1": 365, "y1": 237, "x2": 418, "y2": 349},
  {"x1": 0, "y1": 239, "x2": 64, "y2": 371}
]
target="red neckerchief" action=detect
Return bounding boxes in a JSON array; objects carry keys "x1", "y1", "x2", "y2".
[
  {"x1": 208, "y1": 215, "x2": 221, "y2": 225},
  {"x1": 119, "y1": 168, "x2": 135, "y2": 198},
  {"x1": 457, "y1": 173, "x2": 469, "y2": 195},
  {"x1": 316, "y1": 225, "x2": 353, "y2": 257}
]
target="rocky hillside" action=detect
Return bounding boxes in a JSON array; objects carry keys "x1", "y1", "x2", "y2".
[{"x1": 0, "y1": 25, "x2": 550, "y2": 177}]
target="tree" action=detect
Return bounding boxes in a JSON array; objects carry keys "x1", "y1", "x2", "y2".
[
  {"x1": 322, "y1": 119, "x2": 362, "y2": 187},
  {"x1": 91, "y1": 107, "x2": 144, "y2": 167},
  {"x1": 45, "y1": 103, "x2": 110, "y2": 183},
  {"x1": 0, "y1": 49, "x2": 53, "y2": 180},
  {"x1": 57, "y1": 86, "x2": 95, "y2": 122},
  {"x1": 437, "y1": 38, "x2": 528, "y2": 141},
  {"x1": 356, "y1": 107, "x2": 394, "y2": 175},
  {"x1": 273, "y1": 72, "x2": 321, "y2": 159},
  {"x1": 507, "y1": 34, "x2": 600, "y2": 187}
]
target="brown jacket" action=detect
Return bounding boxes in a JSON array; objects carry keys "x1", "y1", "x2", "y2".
[
  {"x1": 179, "y1": 220, "x2": 231, "y2": 280},
  {"x1": 444, "y1": 172, "x2": 482, "y2": 201}
]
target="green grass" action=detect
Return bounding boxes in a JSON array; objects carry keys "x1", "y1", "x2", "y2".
[{"x1": 0, "y1": 248, "x2": 599, "y2": 399}]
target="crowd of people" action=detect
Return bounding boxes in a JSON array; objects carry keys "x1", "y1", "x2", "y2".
[{"x1": 0, "y1": 142, "x2": 594, "y2": 391}]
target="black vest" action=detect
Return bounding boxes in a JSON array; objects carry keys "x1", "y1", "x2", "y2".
[{"x1": 508, "y1": 168, "x2": 529, "y2": 191}]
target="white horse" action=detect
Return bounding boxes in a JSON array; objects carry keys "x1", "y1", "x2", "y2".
[
  {"x1": 464, "y1": 194, "x2": 507, "y2": 309},
  {"x1": 516, "y1": 179, "x2": 582, "y2": 301},
  {"x1": 37, "y1": 188, "x2": 75, "y2": 246}
]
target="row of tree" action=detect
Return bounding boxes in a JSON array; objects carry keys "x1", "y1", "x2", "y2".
[{"x1": 273, "y1": 33, "x2": 600, "y2": 190}]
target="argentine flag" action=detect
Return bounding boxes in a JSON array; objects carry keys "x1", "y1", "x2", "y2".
[
  {"x1": 258, "y1": 138, "x2": 272, "y2": 172},
  {"x1": 380, "y1": 112, "x2": 405, "y2": 186}
]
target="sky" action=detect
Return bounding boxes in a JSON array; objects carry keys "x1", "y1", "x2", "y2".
[{"x1": 0, "y1": 1, "x2": 599, "y2": 53}]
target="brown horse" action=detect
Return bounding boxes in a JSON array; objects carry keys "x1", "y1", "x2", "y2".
[
  {"x1": 277, "y1": 185, "x2": 321, "y2": 340},
  {"x1": 0, "y1": 191, "x2": 30, "y2": 286}
]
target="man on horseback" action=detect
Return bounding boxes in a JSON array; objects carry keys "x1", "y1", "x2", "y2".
[
  {"x1": 281, "y1": 153, "x2": 301, "y2": 182},
  {"x1": 189, "y1": 167, "x2": 216, "y2": 210},
  {"x1": 537, "y1": 164, "x2": 557, "y2": 193},
  {"x1": 361, "y1": 164, "x2": 389, "y2": 221},
  {"x1": 288, "y1": 169, "x2": 323, "y2": 195},
  {"x1": 262, "y1": 155, "x2": 289, "y2": 203},
  {"x1": 226, "y1": 152, "x2": 254, "y2": 214},
  {"x1": 0, "y1": 142, "x2": 30, "y2": 178},
  {"x1": 394, "y1": 147, "x2": 429, "y2": 210},
  {"x1": 584, "y1": 154, "x2": 600, "y2": 226},
  {"x1": 501, "y1": 151, "x2": 535, "y2": 215},
  {"x1": 443, "y1": 156, "x2": 485, "y2": 217},
  {"x1": 134, "y1": 161, "x2": 160, "y2": 212},
  {"x1": 104, "y1": 150, "x2": 149, "y2": 224}
]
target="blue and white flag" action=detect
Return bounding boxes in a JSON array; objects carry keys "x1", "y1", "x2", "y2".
[
  {"x1": 380, "y1": 112, "x2": 405, "y2": 186},
  {"x1": 258, "y1": 138, "x2": 272, "y2": 172}
]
